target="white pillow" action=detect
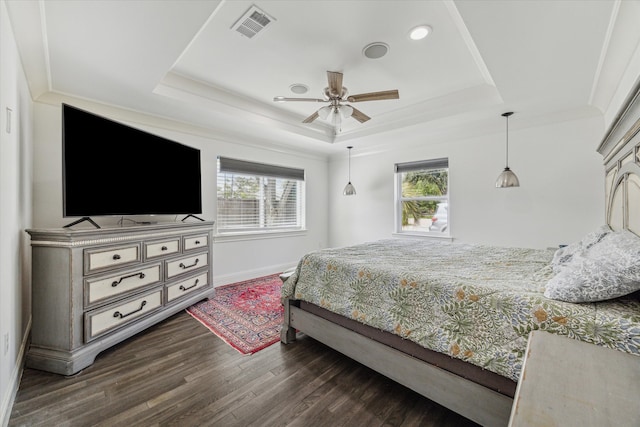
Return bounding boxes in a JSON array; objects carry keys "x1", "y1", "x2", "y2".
[
  {"x1": 544, "y1": 229, "x2": 640, "y2": 303},
  {"x1": 551, "y1": 225, "x2": 611, "y2": 273}
]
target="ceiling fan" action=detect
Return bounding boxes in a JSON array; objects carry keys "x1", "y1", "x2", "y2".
[{"x1": 273, "y1": 71, "x2": 399, "y2": 129}]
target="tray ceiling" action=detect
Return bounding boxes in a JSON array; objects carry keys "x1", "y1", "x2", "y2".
[{"x1": 6, "y1": 0, "x2": 631, "y2": 154}]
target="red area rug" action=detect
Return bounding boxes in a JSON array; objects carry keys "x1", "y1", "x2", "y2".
[{"x1": 186, "y1": 273, "x2": 284, "y2": 354}]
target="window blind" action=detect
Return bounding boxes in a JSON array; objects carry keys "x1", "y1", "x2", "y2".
[
  {"x1": 395, "y1": 158, "x2": 448, "y2": 173},
  {"x1": 218, "y1": 157, "x2": 305, "y2": 181}
]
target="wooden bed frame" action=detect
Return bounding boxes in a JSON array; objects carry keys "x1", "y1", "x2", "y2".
[{"x1": 281, "y1": 80, "x2": 640, "y2": 426}]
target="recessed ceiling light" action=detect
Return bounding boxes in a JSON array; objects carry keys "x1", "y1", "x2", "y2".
[
  {"x1": 363, "y1": 42, "x2": 389, "y2": 59},
  {"x1": 409, "y1": 25, "x2": 432, "y2": 41},
  {"x1": 289, "y1": 84, "x2": 309, "y2": 94}
]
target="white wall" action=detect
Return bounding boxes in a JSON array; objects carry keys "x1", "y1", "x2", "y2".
[
  {"x1": 328, "y1": 115, "x2": 605, "y2": 250},
  {"x1": 0, "y1": 0, "x2": 33, "y2": 424},
  {"x1": 31, "y1": 99, "x2": 329, "y2": 285}
]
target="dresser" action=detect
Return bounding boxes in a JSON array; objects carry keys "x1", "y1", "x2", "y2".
[{"x1": 26, "y1": 221, "x2": 215, "y2": 375}]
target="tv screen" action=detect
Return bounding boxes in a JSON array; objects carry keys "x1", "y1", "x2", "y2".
[{"x1": 62, "y1": 104, "x2": 202, "y2": 218}]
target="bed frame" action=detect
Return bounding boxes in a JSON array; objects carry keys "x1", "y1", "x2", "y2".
[{"x1": 281, "y1": 79, "x2": 640, "y2": 426}]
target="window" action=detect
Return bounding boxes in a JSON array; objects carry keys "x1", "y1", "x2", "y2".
[
  {"x1": 217, "y1": 157, "x2": 305, "y2": 233},
  {"x1": 395, "y1": 158, "x2": 449, "y2": 235}
]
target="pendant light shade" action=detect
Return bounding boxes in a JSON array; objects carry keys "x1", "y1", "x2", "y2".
[
  {"x1": 343, "y1": 182, "x2": 356, "y2": 196},
  {"x1": 343, "y1": 146, "x2": 356, "y2": 196},
  {"x1": 495, "y1": 167, "x2": 520, "y2": 188},
  {"x1": 496, "y1": 112, "x2": 520, "y2": 188}
]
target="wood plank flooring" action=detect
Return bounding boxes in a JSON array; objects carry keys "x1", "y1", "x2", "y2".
[{"x1": 9, "y1": 311, "x2": 479, "y2": 427}]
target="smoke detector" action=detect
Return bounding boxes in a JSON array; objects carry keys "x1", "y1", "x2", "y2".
[{"x1": 231, "y1": 5, "x2": 275, "y2": 39}]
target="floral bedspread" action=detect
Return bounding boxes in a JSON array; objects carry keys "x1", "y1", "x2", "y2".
[{"x1": 282, "y1": 239, "x2": 640, "y2": 382}]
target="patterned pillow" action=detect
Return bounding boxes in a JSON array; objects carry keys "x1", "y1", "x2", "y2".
[
  {"x1": 544, "y1": 229, "x2": 640, "y2": 302},
  {"x1": 551, "y1": 225, "x2": 611, "y2": 273}
]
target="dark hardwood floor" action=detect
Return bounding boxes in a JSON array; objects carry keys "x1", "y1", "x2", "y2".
[{"x1": 9, "y1": 311, "x2": 479, "y2": 427}]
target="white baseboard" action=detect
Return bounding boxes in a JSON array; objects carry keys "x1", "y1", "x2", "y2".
[
  {"x1": 213, "y1": 262, "x2": 297, "y2": 287},
  {"x1": 1, "y1": 318, "x2": 30, "y2": 427}
]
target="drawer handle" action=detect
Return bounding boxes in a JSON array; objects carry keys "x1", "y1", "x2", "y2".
[
  {"x1": 161, "y1": 246, "x2": 168, "y2": 251},
  {"x1": 112, "y1": 254, "x2": 121, "y2": 260},
  {"x1": 179, "y1": 258, "x2": 199, "y2": 269},
  {"x1": 195, "y1": 240, "x2": 201, "y2": 245},
  {"x1": 179, "y1": 278, "x2": 200, "y2": 292},
  {"x1": 111, "y1": 272, "x2": 146, "y2": 287},
  {"x1": 113, "y1": 300, "x2": 147, "y2": 319}
]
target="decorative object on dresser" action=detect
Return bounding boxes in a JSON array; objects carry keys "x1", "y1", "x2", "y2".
[
  {"x1": 26, "y1": 221, "x2": 215, "y2": 375},
  {"x1": 187, "y1": 273, "x2": 284, "y2": 354}
]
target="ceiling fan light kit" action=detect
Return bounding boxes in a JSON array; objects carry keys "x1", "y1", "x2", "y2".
[{"x1": 273, "y1": 71, "x2": 399, "y2": 132}]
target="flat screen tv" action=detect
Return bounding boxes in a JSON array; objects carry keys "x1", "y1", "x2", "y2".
[{"x1": 62, "y1": 104, "x2": 202, "y2": 224}]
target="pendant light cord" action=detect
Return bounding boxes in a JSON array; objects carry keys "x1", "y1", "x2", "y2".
[
  {"x1": 505, "y1": 114, "x2": 509, "y2": 168},
  {"x1": 502, "y1": 112, "x2": 513, "y2": 169}
]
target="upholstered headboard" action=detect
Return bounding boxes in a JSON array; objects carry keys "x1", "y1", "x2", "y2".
[{"x1": 598, "y1": 80, "x2": 640, "y2": 237}]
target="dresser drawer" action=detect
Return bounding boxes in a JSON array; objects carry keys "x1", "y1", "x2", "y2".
[
  {"x1": 84, "y1": 264, "x2": 162, "y2": 307},
  {"x1": 85, "y1": 288, "x2": 163, "y2": 341},
  {"x1": 84, "y1": 244, "x2": 140, "y2": 274},
  {"x1": 166, "y1": 252, "x2": 208, "y2": 279},
  {"x1": 166, "y1": 272, "x2": 210, "y2": 303},
  {"x1": 183, "y1": 234, "x2": 208, "y2": 251},
  {"x1": 144, "y1": 238, "x2": 180, "y2": 260}
]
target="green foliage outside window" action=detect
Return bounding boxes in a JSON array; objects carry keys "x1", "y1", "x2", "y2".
[
  {"x1": 401, "y1": 169, "x2": 448, "y2": 226},
  {"x1": 218, "y1": 176, "x2": 260, "y2": 199}
]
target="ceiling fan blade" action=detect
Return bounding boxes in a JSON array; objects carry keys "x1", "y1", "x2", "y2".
[
  {"x1": 274, "y1": 96, "x2": 326, "y2": 102},
  {"x1": 327, "y1": 71, "x2": 344, "y2": 97},
  {"x1": 350, "y1": 107, "x2": 371, "y2": 123},
  {"x1": 347, "y1": 90, "x2": 399, "y2": 103},
  {"x1": 302, "y1": 111, "x2": 320, "y2": 123}
]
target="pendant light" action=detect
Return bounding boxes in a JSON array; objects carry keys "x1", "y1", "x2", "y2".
[
  {"x1": 495, "y1": 112, "x2": 520, "y2": 188},
  {"x1": 343, "y1": 146, "x2": 356, "y2": 196}
]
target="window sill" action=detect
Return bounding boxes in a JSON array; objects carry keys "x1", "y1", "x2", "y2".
[
  {"x1": 392, "y1": 232, "x2": 453, "y2": 242},
  {"x1": 214, "y1": 229, "x2": 307, "y2": 243}
]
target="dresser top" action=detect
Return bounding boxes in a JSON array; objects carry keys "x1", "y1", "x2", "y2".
[{"x1": 26, "y1": 221, "x2": 215, "y2": 246}]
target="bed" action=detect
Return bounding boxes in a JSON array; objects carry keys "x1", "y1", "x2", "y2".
[{"x1": 280, "y1": 81, "x2": 640, "y2": 427}]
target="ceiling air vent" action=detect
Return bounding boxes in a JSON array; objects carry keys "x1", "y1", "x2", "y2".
[{"x1": 231, "y1": 5, "x2": 275, "y2": 39}]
